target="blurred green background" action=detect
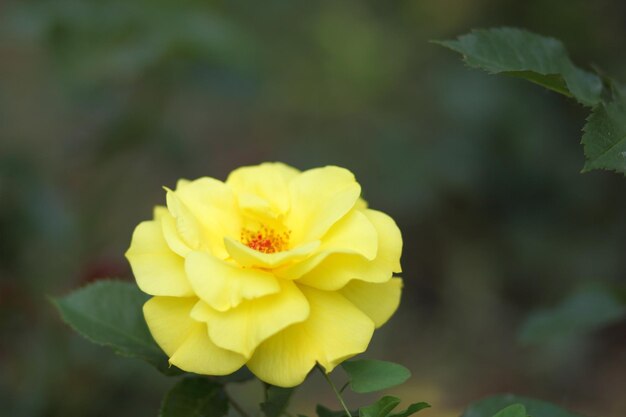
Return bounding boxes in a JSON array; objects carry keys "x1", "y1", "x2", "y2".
[{"x1": 1, "y1": 0, "x2": 626, "y2": 416}]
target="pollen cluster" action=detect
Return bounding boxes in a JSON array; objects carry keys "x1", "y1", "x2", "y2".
[{"x1": 241, "y1": 226, "x2": 290, "y2": 254}]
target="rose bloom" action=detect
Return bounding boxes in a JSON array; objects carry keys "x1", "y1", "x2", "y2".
[{"x1": 126, "y1": 163, "x2": 402, "y2": 387}]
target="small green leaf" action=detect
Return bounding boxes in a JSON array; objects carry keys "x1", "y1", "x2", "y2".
[
  {"x1": 359, "y1": 397, "x2": 430, "y2": 417},
  {"x1": 492, "y1": 404, "x2": 528, "y2": 417},
  {"x1": 160, "y1": 377, "x2": 228, "y2": 417},
  {"x1": 519, "y1": 285, "x2": 626, "y2": 345},
  {"x1": 51, "y1": 280, "x2": 174, "y2": 373},
  {"x1": 461, "y1": 394, "x2": 585, "y2": 417},
  {"x1": 359, "y1": 396, "x2": 401, "y2": 417},
  {"x1": 341, "y1": 359, "x2": 411, "y2": 393},
  {"x1": 389, "y1": 403, "x2": 430, "y2": 417},
  {"x1": 435, "y1": 27, "x2": 602, "y2": 106},
  {"x1": 261, "y1": 386, "x2": 295, "y2": 417},
  {"x1": 582, "y1": 88, "x2": 626, "y2": 174},
  {"x1": 316, "y1": 405, "x2": 357, "y2": 417}
]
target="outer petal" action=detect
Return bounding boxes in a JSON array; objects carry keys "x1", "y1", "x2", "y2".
[
  {"x1": 285, "y1": 166, "x2": 361, "y2": 245},
  {"x1": 143, "y1": 296, "x2": 197, "y2": 356},
  {"x1": 224, "y1": 238, "x2": 320, "y2": 269},
  {"x1": 169, "y1": 178, "x2": 242, "y2": 259},
  {"x1": 169, "y1": 323, "x2": 247, "y2": 375},
  {"x1": 226, "y1": 162, "x2": 300, "y2": 215},
  {"x1": 339, "y1": 278, "x2": 403, "y2": 328},
  {"x1": 126, "y1": 220, "x2": 193, "y2": 297},
  {"x1": 190, "y1": 280, "x2": 310, "y2": 358},
  {"x1": 247, "y1": 286, "x2": 375, "y2": 387},
  {"x1": 185, "y1": 251, "x2": 280, "y2": 312},
  {"x1": 282, "y1": 209, "x2": 402, "y2": 290}
]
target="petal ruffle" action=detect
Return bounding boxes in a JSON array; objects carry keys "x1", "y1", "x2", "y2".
[
  {"x1": 285, "y1": 166, "x2": 361, "y2": 245},
  {"x1": 126, "y1": 219, "x2": 193, "y2": 297},
  {"x1": 168, "y1": 178, "x2": 241, "y2": 259},
  {"x1": 339, "y1": 278, "x2": 403, "y2": 328},
  {"x1": 143, "y1": 296, "x2": 198, "y2": 356},
  {"x1": 226, "y1": 162, "x2": 300, "y2": 216},
  {"x1": 247, "y1": 286, "x2": 375, "y2": 387},
  {"x1": 224, "y1": 238, "x2": 320, "y2": 269},
  {"x1": 185, "y1": 251, "x2": 280, "y2": 312},
  {"x1": 281, "y1": 209, "x2": 402, "y2": 290},
  {"x1": 190, "y1": 280, "x2": 309, "y2": 358},
  {"x1": 169, "y1": 323, "x2": 247, "y2": 375}
]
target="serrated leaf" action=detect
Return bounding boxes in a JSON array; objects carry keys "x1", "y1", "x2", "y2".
[
  {"x1": 461, "y1": 394, "x2": 585, "y2": 417},
  {"x1": 261, "y1": 386, "x2": 295, "y2": 417},
  {"x1": 316, "y1": 404, "x2": 357, "y2": 417},
  {"x1": 582, "y1": 88, "x2": 626, "y2": 174},
  {"x1": 51, "y1": 280, "x2": 175, "y2": 373},
  {"x1": 359, "y1": 397, "x2": 430, "y2": 417},
  {"x1": 159, "y1": 377, "x2": 228, "y2": 417},
  {"x1": 341, "y1": 360, "x2": 411, "y2": 393},
  {"x1": 492, "y1": 404, "x2": 528, "y2": 417},
  {"x1": 435, "y1": 27, "x2": 602, "y2": 106},
  {"x1": 519, "y1": 285, "x2": 626, "y2": 345}
]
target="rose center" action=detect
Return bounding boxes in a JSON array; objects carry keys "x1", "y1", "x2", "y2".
[{"x1": 241, "y1": 226, "x2": 290, "y2": 254}]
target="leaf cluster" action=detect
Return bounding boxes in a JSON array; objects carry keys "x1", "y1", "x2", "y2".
[{"x1": 436, "y1": 27, "x2": 626, "y2": 175}]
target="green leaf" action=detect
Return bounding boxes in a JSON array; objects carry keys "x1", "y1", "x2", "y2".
[
  {"x1": 341, "y1": 359, "x2": 411, "y2": 393},
  {"x1": 389, "y1": 403, "x2": 431, "y2": 417},
  {"x1": 435, "y1": 27, "x2": 602, "y2": 106},
  {"x1": 461, "y1": 394, "x2": 585, "y2": 417},
  {"x1": 492, "y1": 404, "x2": 528, "y2": 417},
  {"x1": 261, "y1": 386, "x2": 295, "y2": 417},
  {"x1": 159, "y1": 377, "x2": 228, "y2": 417},
  {"x1": 582, "y1": 88, "x2": 626, "y2": 174},
  {"x1": 316, "y1": 405, "x2": 357, "y2": 417},
  {"x1": 51, "y1": 280, "x2": 176, "y2": 374},
  {"x1": 519, "y1": 285, "x2": 626, "y2": 345},
  {"x1": 359, "y1": 397, "x2": 430, "y2": 417}
]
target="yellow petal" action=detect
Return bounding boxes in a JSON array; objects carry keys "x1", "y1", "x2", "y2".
[
  {"x1": 226, "y1": 162, "x2": 300, "y2": 215},
  {"x1": 143, "y1": 296, "x2": 197, "y2": 356},
  {"x1": 185, "y1": 251, "x2": 280, "y2": 312},
  {"x1": 339, "y1": 278, "x2": 403, "y2": 328},
  {"x1": 247, "y1": 286, "x2": 375, "y2": 387},
  {"x1": 280, "y1": 209, "x2": 401, "y2": 290},
  {"x1": 285, "y1": 166, "x2": 361, "y2": 245},
  {"x1": 126, "y1": 220, "x2": 193, "y2": 297},
  {"x1": 169, "y1": 178, "x2": 242, "y2": 259},
  {"x1": 160, "y1": 210, "x2": 192, "y2": 257},
  {"x1": 224, "y1": 237, "x2": 320, "y2": 269},
  {"x1": 190, "y1": 280, "x2": 309, "y2": 358},
  {"x1": 169, "y1": 322, "x2": 247, "y2": 375}
]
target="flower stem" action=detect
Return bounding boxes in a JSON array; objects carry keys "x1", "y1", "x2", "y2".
[{"x1": 317, "y1": 365, "x2": 352, "y2": 417}]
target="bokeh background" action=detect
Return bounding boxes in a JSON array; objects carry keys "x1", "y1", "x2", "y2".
[{"x1": 1, "y1": 1, "x2": 626, "y2": 416}]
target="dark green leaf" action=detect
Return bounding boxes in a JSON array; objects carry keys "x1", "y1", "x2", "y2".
[
  {"x1": 212, "y1": 367, "x2": 255, "y2": 384},
  {"x1": 461, "y1": 394, "x2": 585, "y2": 417},
  {"x1": 435, "y1": 27, "x2": 602, "y2": 106},
  {"x1": 51, "y1": 280, "x2": 174, "y2": 373},
  {"x1": 261, "y1": 386, "x2": 295, "y2": 417},
  {"x1": 341, "y1": 360, "x2": 411, "y2": 393},
  {"x1": 359, "y1": 397, "x2": 429, "y2": 417},
  {"x1": 359, "y1": 396, "x2": 401, "y2": 417},
  {"x1": 160, "y1": 377, "x2": 228, "y2": 417},
  {"x1": 519, "y1": 285, "x2": 626, "y2": 345},
  {"x1": 389, "y1": 402, "x2": 430, "y2": 417},
  {"x1": 582, "y1": 88, "x2": 626, "y2": 174},
  {"x1": 317, "y1": 405, "x2": 357, "y2": 417},
  {"x1": 492, "y1": 404, "x2": 528, "y2": 417}
]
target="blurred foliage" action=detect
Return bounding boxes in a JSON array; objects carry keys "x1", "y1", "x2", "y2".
[{"x1": 1, "y1": 0, "x2": 626, "y2": 416}]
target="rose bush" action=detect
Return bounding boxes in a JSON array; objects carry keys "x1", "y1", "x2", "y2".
[{"x1": 126, "y1": 163, "x2": 403, "y2": 387}]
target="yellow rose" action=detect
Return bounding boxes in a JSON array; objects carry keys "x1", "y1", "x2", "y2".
[{"x1": 125, "y1": 163, "x2": 403, "y2": 387}]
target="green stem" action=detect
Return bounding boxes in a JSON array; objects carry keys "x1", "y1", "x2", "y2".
[{"x1": 317, "y1": 365, "x2": 352, "y2": 417}]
